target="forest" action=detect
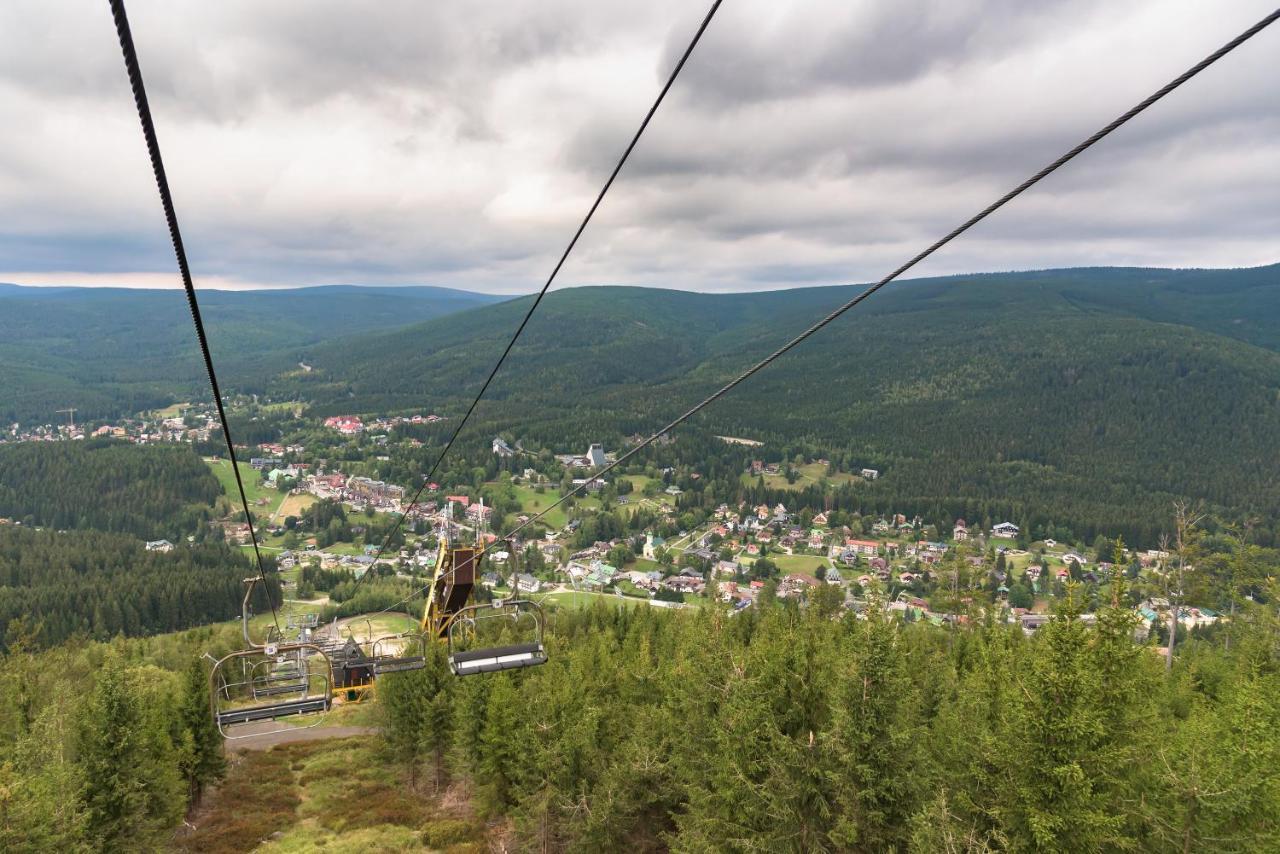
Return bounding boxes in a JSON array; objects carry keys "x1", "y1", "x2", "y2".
[
  {"x1": 0, "y1": 527, "x2": 281, "y2": 648},
  {"x1": 0, "y1": 440, "x2": 220, "y2": 539},
  {"x1": 379, "y1": 580, "x2": 1280, "y2": 852},
  {"x1": 3, "y1": 568, "x2": 1276, "y2": 851},
  {"x1": 0, "y1": 283, "x2": 500, "y2": 424},
  {"x1": 265, "y1": 266, "x2": 1280, "y2": 544}
]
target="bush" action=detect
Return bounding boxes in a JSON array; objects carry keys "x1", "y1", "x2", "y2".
[{"x1": 421, "y1": 817, "x2": 481, "y2": 847}]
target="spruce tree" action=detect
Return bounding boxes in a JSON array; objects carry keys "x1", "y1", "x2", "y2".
[
  {"x1": 175, "y1": 657, "x2": 224, "y2": 807},
  {"x1": 75, "y1": 654, "x2": 182, "y2": 852}
]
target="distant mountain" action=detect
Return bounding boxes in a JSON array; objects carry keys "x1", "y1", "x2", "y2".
[
  {"x1": 270, "y1": 264, "x2": 1280, "y2": 538},
  {"x1": 0, "y1": 283, "x2": 504, "y2": 423}
]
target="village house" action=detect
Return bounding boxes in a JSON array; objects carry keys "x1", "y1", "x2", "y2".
[
  {"x1": 323, "y1": 415, "x2": 364, "y2": 435},
  {"x1": 777, "y1": 574, "x2": 817, "y2": 599},
  {"x1": 847, "y1": 538, "x2": 879, "y2": 556},
  {"x1": 953, "y1": 518, "x2": 968, "y2": 541},
  {"x1": 346, "y1": 476, "x2": 405, "y2": 507},
  {"x1": 715, "y1": 559, "x2": 740, "y2": 577},
  {"x1": 991, "y1": 521, "x2": 1020, "y2": 538}
]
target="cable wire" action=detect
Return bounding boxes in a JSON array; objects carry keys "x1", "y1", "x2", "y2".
[
  {"x1": 353, "y1": 0, "x2": 725, "y2": 591},
  {"x1": 108, "y1": 0, "x2": 281, "y2": 630},
  {"x1": 494, "y1": 5, "x2": 1280, "y2": 545},
  {"x1": 368, "y1": 5, "x2": 1269, "y2": 622}
]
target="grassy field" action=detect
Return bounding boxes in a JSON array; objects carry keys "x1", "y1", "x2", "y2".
[
  {"x1": 507, "y1": 483, "x2": 571, "y2": 529},
  {"x1": 175, "y1": 737, "x2": 486, "y2": 853},
  {"x1": 619, "y1": 475, "x2": 676, "y2": 508},
  {"x1": 772, "y1": 553, "x2": 831, "y2": 578},
  {"x1": 273, "y1": 492, "x2": 317, "y2": 522},
  {"x1": 336, "y1": 612, "x2": 420, "y2": 643},
  {"x1": 206, "y1": 458, "x2": 285, "y2": 517},
  {"x1": 149, "y1": 402, "x2": 189, "y2": 419},
  {"x1": 541, "y1": 590, "x2": 645, "y2": 610},
  {"x1": 626, "y1": 557, "x2": 666, "y2": 574},
  {"x1": 321, "y1": 540, "x2": 372, "y2": 557},
  {"x1": 259, "y1": 400, "x2": 307, "y2": 416},
  {"x1": 740, "y1": 461, "x2": 860, "y2": 492}
]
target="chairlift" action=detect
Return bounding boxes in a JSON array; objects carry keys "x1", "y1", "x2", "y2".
[
  {"x1": 208, "y1": 578, "x2": 333, "y2": 739},
  {"x1": 419, "y1": 515, "x2": 552, "y2": 677},
  {"x1": 370, "y1": 631, "x2": 427, "y2": 675},
  {"x1": 446, "y1": 597, "x2": 548, "y2": 676}
]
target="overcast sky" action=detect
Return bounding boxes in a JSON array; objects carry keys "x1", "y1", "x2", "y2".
[{"x1": 0, "y1": 0, "x2": 1275, "y2": 293}]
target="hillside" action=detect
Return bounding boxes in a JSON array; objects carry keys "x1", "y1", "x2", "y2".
[
  {"x1": 0, "y1": 283, "x2": 503, "y2": 423},
  {"x1": 271, "y1": 265, "x2": 1280, "y2": 533}
]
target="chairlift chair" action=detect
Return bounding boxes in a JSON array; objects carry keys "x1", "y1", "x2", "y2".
[
  {"x1": 208, "y1": 578, "x2": 334, "y2": 739},
  {"x1": 422, "y1": 517, "x2": 551, "y2": 677},
  {"x1": 446, "y1": 598, "x2": 548, "y2": 676},
  {"x1": 370, "y1": 631, "x2": 427, "y2": 675}
]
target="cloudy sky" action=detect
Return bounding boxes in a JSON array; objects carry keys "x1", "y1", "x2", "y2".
[{"x1": 0, "y1": 0, "x2": 1275, "y2": 293}]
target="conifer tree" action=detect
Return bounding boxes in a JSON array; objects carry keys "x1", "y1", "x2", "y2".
[
  {"x1": 175, "y1": 656, "x2": 224, "y2": 807},
  {"x1": 75, "y1": 655, "x2": 182, "y2": 851}
]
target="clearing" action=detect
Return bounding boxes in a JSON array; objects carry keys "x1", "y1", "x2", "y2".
[
  {"x1": 740, "y1": 462, "x2": 858, "y2": 492},
  {"x1": 771, "y1": 553, "x2": 832, "y2": 577},
  {"x1": 151, "y1": 402, "x2": 191, "y2": 418},
  {"x1": 206, "y1": 458, "x2": 285, "y2": 517},
  {"x1": 175, "y1": 735, "x2": 487, "y2": 853},
  {"x1": 272, "y1": 492, "x2": 317, "y2": 523}
]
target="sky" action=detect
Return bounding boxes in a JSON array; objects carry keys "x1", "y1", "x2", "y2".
[{"x1": 0, "y1": 0, "x2": 1276, "y2": 294}]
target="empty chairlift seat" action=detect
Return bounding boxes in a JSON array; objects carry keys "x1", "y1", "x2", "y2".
[
  {"x1": 445, "y1": 598, "x2": 549, "y2": 676},
  {"x1": 449, "y1": 641, "x2": 547, "y2": 676},
  {"x1": 371, "y1": 633, "x2": 427, "y2": 675}
]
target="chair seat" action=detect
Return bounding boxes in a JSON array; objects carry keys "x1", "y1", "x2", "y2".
[
  {"x1": 449, "y1": 643, "x2": 547, "y2": 675},
  {"x1": 217, "y1": 696, "x2": 329, "y2": 726},
  {"x1": 373, "y1": 656, "x2": 426, "y2": 674}
]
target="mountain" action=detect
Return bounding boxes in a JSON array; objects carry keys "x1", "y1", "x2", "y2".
[
  {"x1": 271, "y1": 264, "x2": 1280, "y2": 538},
  {"x1": 0, "y1": 283, "x2": 504, "y2": 423}
]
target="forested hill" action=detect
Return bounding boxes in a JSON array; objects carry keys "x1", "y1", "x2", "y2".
[
  {"x1": 0, "y1": 441, "x2": 219, "y2": 539},
  {"x1": 273, "y1": 264, "x2": 1280, "y2": 534},
  {"x1": 0, "y1": 283, "x2": 503, "y2": 423}
]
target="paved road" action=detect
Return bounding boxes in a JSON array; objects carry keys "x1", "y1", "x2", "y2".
[{"x1": 225, "y1": 723, "x2": 377, "y2": 752}]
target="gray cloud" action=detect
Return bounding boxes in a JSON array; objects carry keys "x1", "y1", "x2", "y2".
[{"x1": 0, "y1": 0, "x2": 1275, "y2": 293}]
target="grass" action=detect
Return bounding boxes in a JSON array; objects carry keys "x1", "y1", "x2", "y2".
[
  {"x1": 336, "y1": 612, "x2": 420, "y2": 643},
  {"x1": 259, "y1": 400, "x2": 307, "y2": 416},
  {"x1": 320, "y1": 540, "x2": 372, "y2": 556},
  {"x1": 772, "y1": 554, "x2": 831, "y2": 577},
  {"x1": 151, "y1": 401, "x2": 191, "y2": 418},
  {"x1": 740, "y1": 461, "x2": 859, "y2": 492},
  {"x1": 206, "y1": 458, "x2": 285, "y2": 517},
  {"x1": 177, "y1": 736, "x2": 485, "y2": 853},
  {"x1": 507, "y1": 483, "x2": 571, "y2": 529},
  {"x1": 541, "y1": 591, "x2": 644, "y2": 610},
  {"x1": 626, "y1": 558, "x2": 665, "y2": 574},
  {"x1": 273, "y1": 492, "x2": 317, "y2": 523}
]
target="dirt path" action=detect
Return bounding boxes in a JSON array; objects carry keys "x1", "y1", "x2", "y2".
[{"x1": 225, "y1": 724, "x2": 377, "y2": 752}]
